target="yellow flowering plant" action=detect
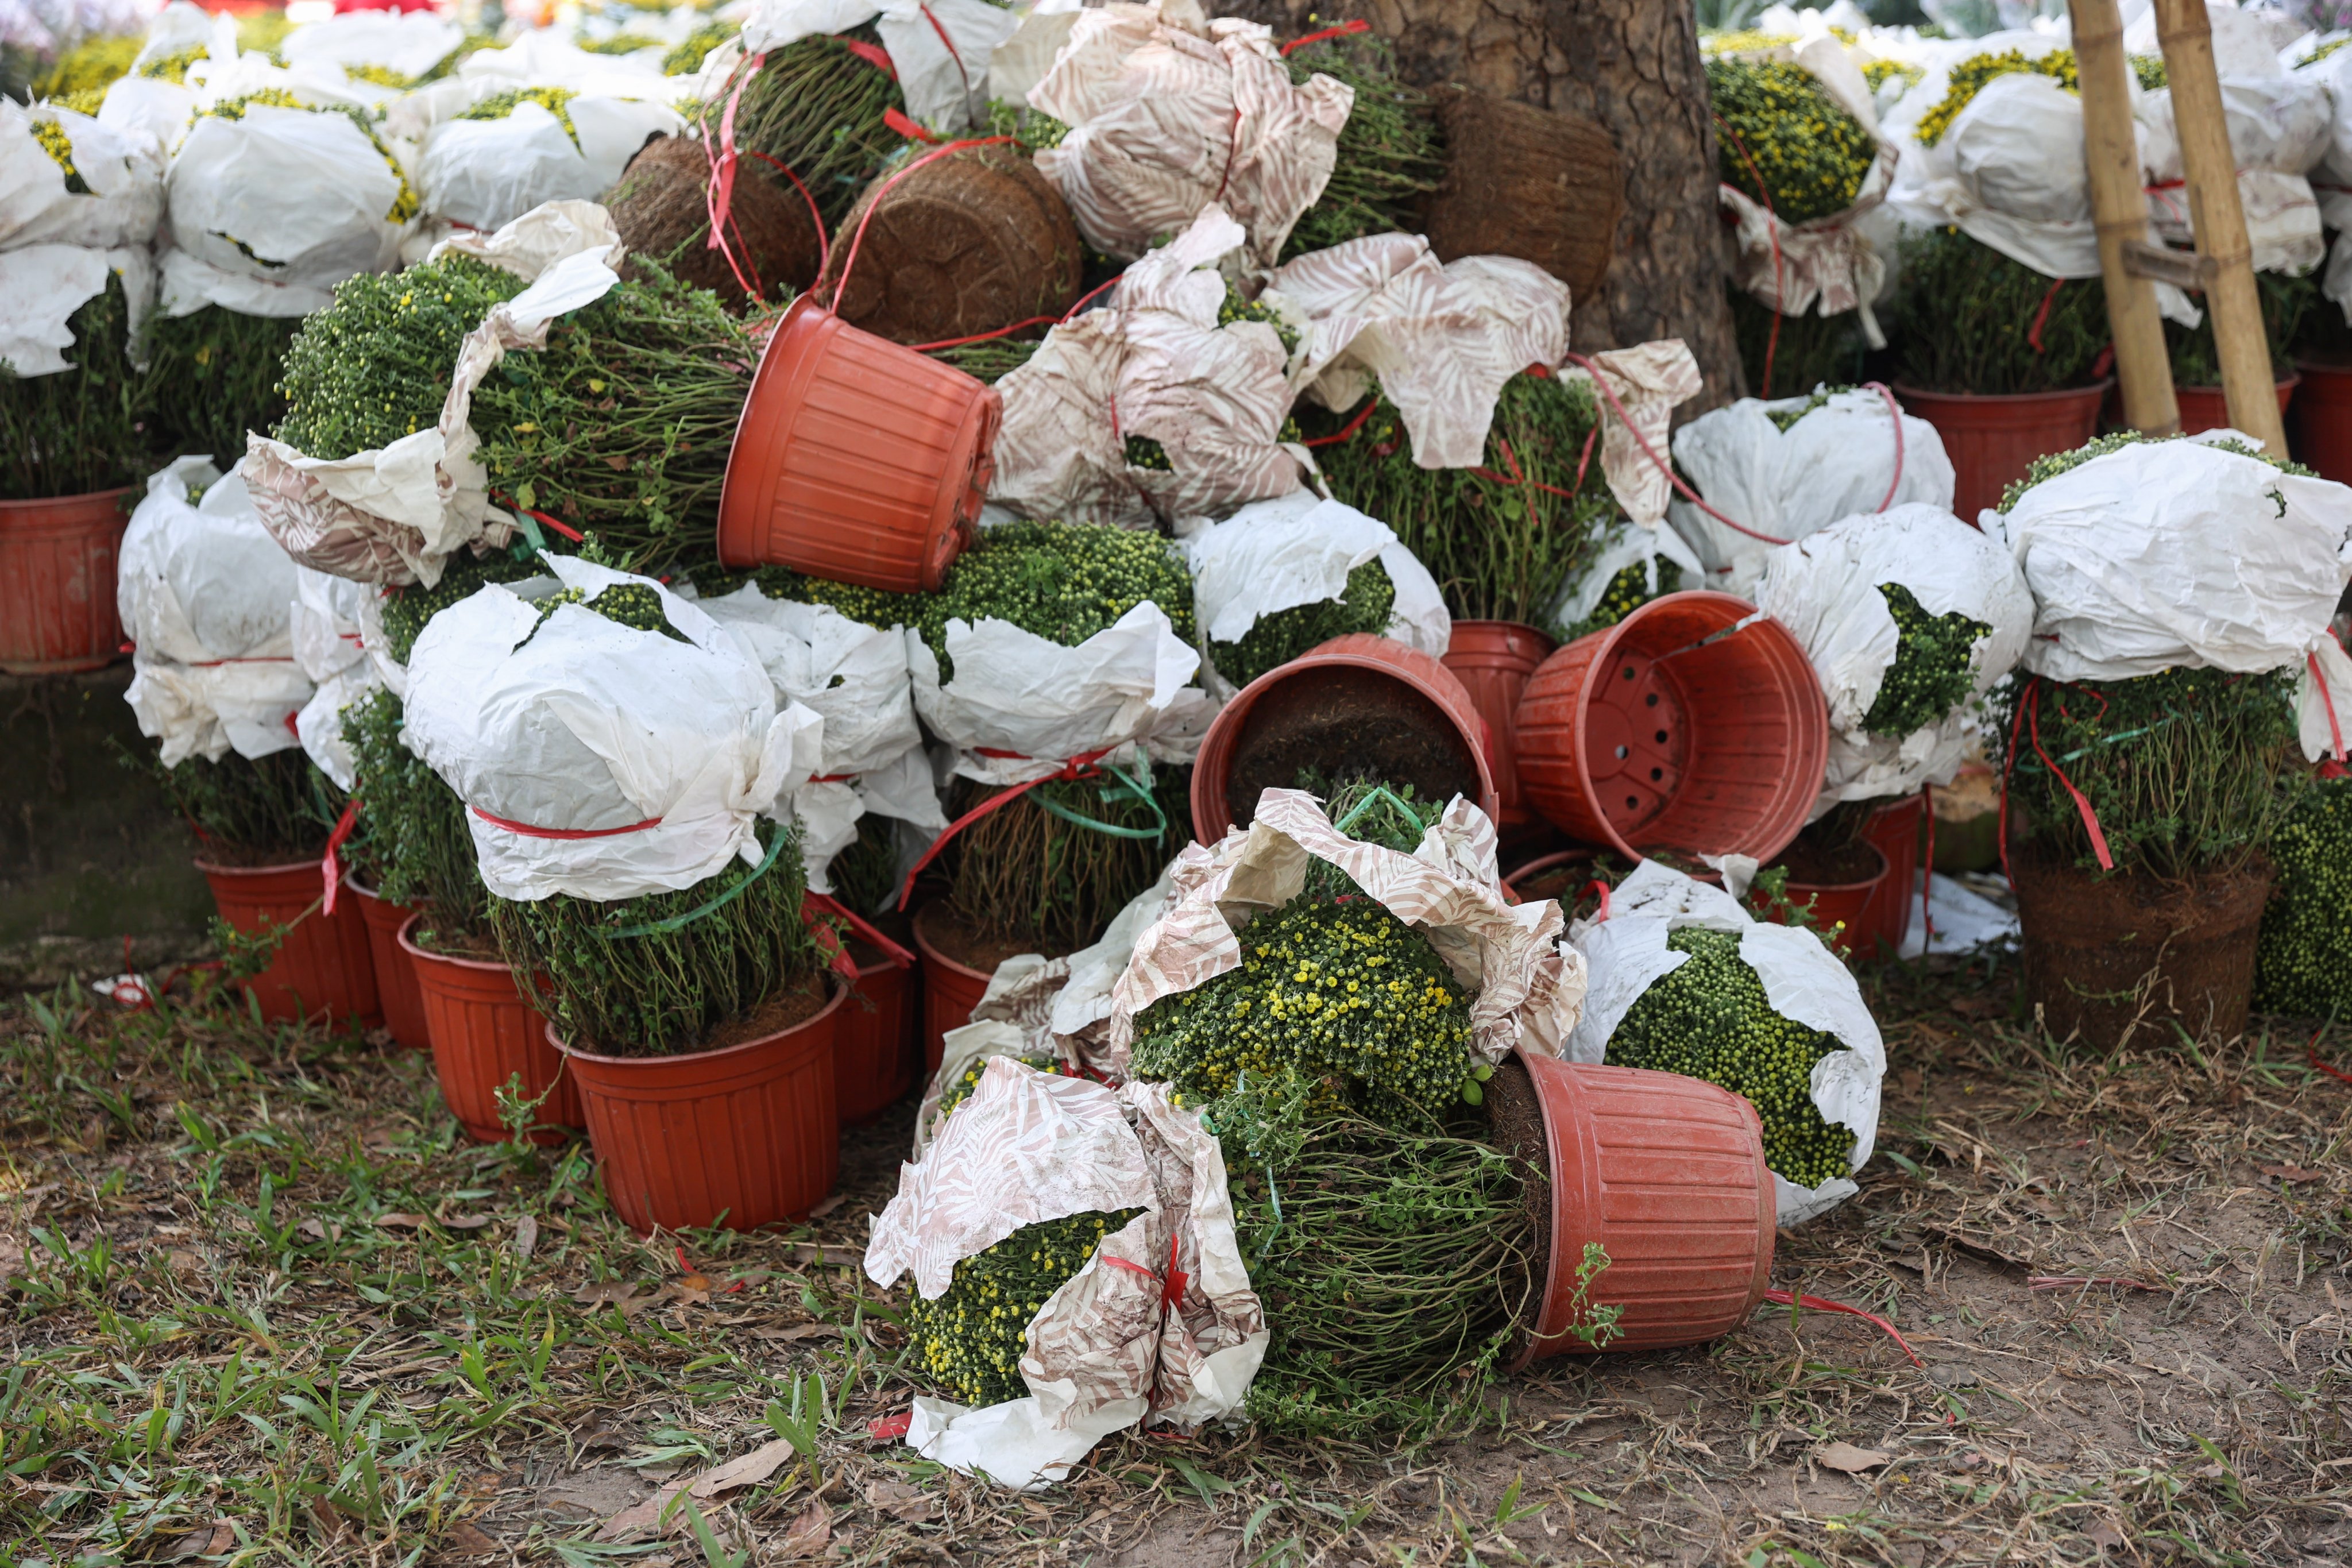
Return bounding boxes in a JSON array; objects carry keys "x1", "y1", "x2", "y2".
[{"x1": 1706, "y1": 55, "x2": 1876, "y2": 226}]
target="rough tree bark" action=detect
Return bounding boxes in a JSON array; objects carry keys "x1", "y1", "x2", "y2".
[{"x1": 1224, "y1": 0, "x2": 1742, "y2": 409}]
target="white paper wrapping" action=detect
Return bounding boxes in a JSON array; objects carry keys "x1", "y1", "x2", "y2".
[
  {"x1": 990, "y1": 206, "x2": 1307, "y2": 527},
  {"x1": 400, "y1": 554, "x2": 822, "y2": 902},
  {"x1": 0, "y1": 241, "x2": 150, "y2": 377},
  {"x1": 694, "y1": 586, "x2": 946, "y2": 890},
  {"x1": 1106, "y1": 789, "x2": 1585, "y2": 1070},
  {"x1": 1666, "y1": 387, "x2": 1957, "y2": 590},
  {"x1": 1028, "y1": 0, "x2": 1349, "y2": 268},
  {"x1": 287, "y1": 566, "x2": 380, "y2": 790},
  {"x1": 1180, "y1": 490, "x2": 1447, "y2": 699},
  {"x1": 1262, "y1": 233, "x2": 1573, "y2": 471},
  {"x1": 240, "y1": 201, "x2": 623, "y2": 588},
  {"x1": 1987, "y1": 433, "x2": 2352, "y2": 759},
  {"x1": 1752, "y1": 504, "x2": 2035, "y2": 814},
  {"x1": 279, "y1": 11, "x2": 466, "y2": 82},
  {"x1": 117, "y1": 457, "x2": 313, "y2": 768},
  {"x1": 909, "y1": 598, "x2": 1210, "y2": 786},
  {"x1": 1563, "y1": 859, "x2": 1884, "y2": 1225},
  {"x1": 867, "y1": 1057, "x2": 1265, "y2": 1489},
  {"x1": 739, "y1": 0, "x2": 1023, "y2": 134},
  {"x1": 418, "y1": 96, "x2": 683, "y2": 233},
  {"x1": 1, "y1": 99, "x2": 164, "y2": 253}
]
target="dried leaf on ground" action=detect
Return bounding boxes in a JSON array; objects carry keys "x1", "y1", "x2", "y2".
[
  {"x1": 779, "y1": 1499, "x2": 831, "y2": 1559},
  {"x1": 1816, "y1": 1442, "x2": 1894, "y2": 1473}
]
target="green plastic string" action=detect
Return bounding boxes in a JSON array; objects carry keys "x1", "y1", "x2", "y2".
[
  {"x1": 2052, "y1": 712, "x2": 2181, "y2": 766},
  {"x1": 1030, "y1": 762, "x2": 1167, "y2": 841},
  {"x1": 590, "y1": 825, "x2": 789, "y2": 940},
  {"x1": 1334, "y1": 785, "x2": 1431, "y2": 839}
]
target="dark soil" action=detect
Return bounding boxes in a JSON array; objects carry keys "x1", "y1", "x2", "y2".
[
  {"x1": 412, "y1": 921, "x2": 503, "y2": 962},
  {"x1": 1484, "y1": 1056, "x2": 1554, "y2": 1363},
  {"x1": 1222, "y1": 666, "x2": 1483, "y2": 832},
  {"x1": 915, "y1": 898, "x2": 1068, "y2": 975},
  {"x1": 696, "y1": 974, "x2": 829, "y2": 1052},
  {"x1": 1775, "y1": 829, "x2": 1884, "y2": 887},
  {"x1": 820, "y1": 145, "x2": 1083, "y2": 345},
  {"x1": 603, "y1": 133, "x2": 823, "y2": 307}
]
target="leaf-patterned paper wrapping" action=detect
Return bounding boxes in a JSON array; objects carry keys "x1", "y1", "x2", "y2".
[
  {"x1": 1262, "y1": 233, "x2": 1573, "y2": 470},
  {"x1": 1561, "y1": 340, "x2": 1705, "y2": 532},
  {"x1": 1103, "y1": 789, "x2": 1586, "y2": 1072},
  {"x1": 1028, "y1": 1, "x2": 1350, "y2": 268},
  {"x1": 988, "y1": 205, "x2": 1308, "y2": 529},
  {"x1": 867, "y1": 1057, "x2": 1266, "y2": 1489}
]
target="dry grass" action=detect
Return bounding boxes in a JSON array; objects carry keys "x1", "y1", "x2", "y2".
[{"x1": 4, "y1": 947, "x2": 2350, "y2": 1567}]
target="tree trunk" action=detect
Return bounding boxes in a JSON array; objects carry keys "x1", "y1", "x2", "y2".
[{"x1": 1223, "y1": 0, "x2": 1742, "y2": 410}]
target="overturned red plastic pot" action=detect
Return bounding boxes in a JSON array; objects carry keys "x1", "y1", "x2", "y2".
[
  {"x1": 199, "y1": 857, "x2": 378, "y2": 1025},
  {"x1": 399, "y1": 913, "x2": 582, "y2": 1145}
]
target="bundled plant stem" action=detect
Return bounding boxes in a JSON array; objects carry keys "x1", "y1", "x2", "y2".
[
  {"x1": 943, "y1": 766, "x2": 1190, "y2": 955},
  {"x1": 2, "y1": 270, "x2": 148, "y2": 500},
  {"x1": 924, "y1": 338, "x2": 1041, "y2": 384},
  {"x1": 490, "y1": 817, "x2": 831, "y2": 1055},
  {"x1": 1894, "y1": 227, "x2": 2108, "y2": 396},
  {"x1": 135, "y1": 307, "x2": 300, "y2": 468},
  {"x1": 341, "y1": 688, "x2": 489, "y2": 936},
  {"x1": 1279, "y1": 35, "x2": 1444, "y2": 261},
  {"x1": 1308, "y1": 371, "x2": 1611, "y2": 625},
  {"x1": 1728, "y1": 287, "x2": 1864, "y2": 401},
  {"x1": 721, "y1": 29, "x2": 907, "y2": 230},
  {"x1": 140, "y1": 747, "x2": 343, "y2": 862}
]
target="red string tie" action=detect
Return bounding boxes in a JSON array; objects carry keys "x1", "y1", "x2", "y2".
[
  {"x1": 320, "y1": 797, "x2": 360, "y2": 916},
  {"x1": 470, "y1": 807, "x2": 665, "y2": 840},
  {"x1": 894, "y1": 746, "x2": 1116, "y2": 910},
  {"x1": 1099, "y1": 1231, "x2": 1189, "y2": 1315},
  {"x1": 1760, "y1": 1288, "x2": 1925, "y2": 1368},
  {"x1": 1280, "y1": 18, "x2": 1370, "y2": 55}
]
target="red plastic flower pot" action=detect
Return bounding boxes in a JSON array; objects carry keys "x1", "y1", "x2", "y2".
[
  {"x1": 1853, "y1": 793, "x2": 1926, "y2": 960},
  {"x1": 1750, "y1": 841, "x2": 1885, "y2": 953},
  {"x1": 1511, "y1": 592, "x2": 1825, "y2": 866},
  {"x1": 1490, "y1": 1052, "x2": 1774, "y2": 1362},
  {"x1": 1191, "y1": 632, "x2": 1497, "y2": 843},
  {"x1": 550, "y1": 980, "x2": 845, "y2": 1235},
  {"x1": 1442, "y1": 620, "x2": 1557, "y2": 832},
  {"x1": 2169, "y1": 375, "x2": 2297, "y2": 439},
  {"x1": 399, "y1": 913, "x2": 584, "y2": 1144},
  {"x1": 1892, "y1": 381, "x2": 2109, "y2": 523},
  {"x1": 2293, "y1": 361, "x2": 2352, "y2": 482},
  {"x1": 837, "y1": 940, "x2": 919, "y2": 1124},
  {"x1": 912, "y1": 903, "x2": 992, "y2": 1076},
  {"x1": 198, "y1": 857, "x2": 379, "y2": 1025},
  {"x1": 716, "y1": 295, "x2": 1000, "y2": 593},
  {"x1": 0, "y1": 487, "x2": 134, "y2": 674},
  {"x1": 347, "y1": 875, "x2": 430, "y2": 1051}
]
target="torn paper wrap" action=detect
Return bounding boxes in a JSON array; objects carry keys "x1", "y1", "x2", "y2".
[
  {"x1": 740, "y1": 0, "x2": 1023, "y2": 134},
  {"x1": 240, "y1": 202, "x2": 623, "y2": 588},
  {"x1": 1, "y1": 99, "x2": 164, "y2": 252},
  {"x1": 1752, "y1": 503, "x2": 2034, "y2": 815},
  {"x1": 0, "y1": 242, "x2": 150, "y2": 378},
  {"x1": 1106, "y1": 789, "x2": 1584, "y2": 1071},
  {"x1": 1263, "y1": 233, "x2": 1572, "y2": 470},
  {"x1": 867, "y1": 1057, "x2": 1265, "y2": 1489},
  {"x1": 400, "y1": 555, "x2": 822, "y2": 902},
  {"x1": 1564, "y1": 859, "x2": 1884, "y2": 1226},
  {"x1": 990, "y1": 206, "x2": 1307, "y2": 527},
  {"x1": 418, "y1": 95, "x2": 683, "y2": 233},
  {"x1": 1566, "y1": 341, "x2": 1705, "y2": 531},
  {"x1": 1028, "y1": 1, "x2": 1350, "y2": 267}
]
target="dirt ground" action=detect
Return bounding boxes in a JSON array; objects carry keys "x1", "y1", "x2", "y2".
[{"x1": 4, "y1": 947, "x2": 2350, "y2": 1567}]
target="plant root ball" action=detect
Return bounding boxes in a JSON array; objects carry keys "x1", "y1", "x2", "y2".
[
  {"x1": 601, "y1": 134, "x2": 823, "y2": 309},
  {"x1": 1422, "y1": 87, "x2": 1623, "y2": 300},
  {"x1": 820, "y1": 145, "x2": 1083, "y2": 346}
]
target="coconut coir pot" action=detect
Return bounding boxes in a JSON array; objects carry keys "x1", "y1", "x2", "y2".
[
  {"x1": 2009, "y1": 847, "x2": 2274, "y2": 1050},
  {"x1": 1422, "y1": 88, "x2": 1621, "y2": 299},
  {"x1": 603, "y1": 134, "x2": 824, "y2": 308}
]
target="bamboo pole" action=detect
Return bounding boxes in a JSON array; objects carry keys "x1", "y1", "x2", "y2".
[
  {"x1": 2070, "y1": 0, "x2": 2178, "y2": 434},
  {"x1": 2153, "y1": 0, "x2": 2288, "y2": 454}
]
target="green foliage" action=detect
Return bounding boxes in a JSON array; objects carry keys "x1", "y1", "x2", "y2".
[
  {"x1": 1860, "y1": 583, "x2": 1990, "y2": 739},
  {"x1": 1764, "y1": 385, "x2": 1842, "y2": 432},
  {"x1": 1297, "y1": 774, "x2": 1442, "y2": 902},
  {"x1": 489, "y1": 818, "x2": 829, "y2": 1055},
  {"x1": 696, "y1": 564, "x2": 919, "y2": 631},
  {"x1": 1915, "y1": 47, "x2": 2078, "y2": 148},
  {"x1": 1210, "y1": 560, "x2": 1395, "y2": 690},
  {"x1": 2254, "y1": 775, "x2": 2352, "y2": 1017},
  {"x1": 723, "y1": 29, "x2": 907, "y2": 229},
  {"x1": 1605, "y1": 926, "x2": 1856, "y2": 1189},
  {"x1": 1992, "y1": 666, "x2": 2307, "y2": 881},
  {"x1": 275, "y1": 256, "x2": 525, "y2": 459},
  {"x1": 943, "y1": 763, "x2": 1189, "y2": 954},
  {"x1": 141, "y1": 748, "x2": 343, "y2": 861},
  {"x1": 1730, "y1": 289, "x2": 1867, "y2": 401},
  {"x1": 134, "y1": 306, "x2": 300, "y2": 468},
  {"x1": 1894, "y1": 226, "x2": 2110, "y2": 396},
  {"x1": 378, "y1": 546, "x2": 551, "y2": 666},
  {"x1": 1130, "y1": 894, "x2": 1478, "y2": 1119},
  {"x1": 1280, "y1": 36, "x2": 1445, "y2": 260},
  {"x1": 341, "y1": 689, "x2": 487, "y2": 934},
  {"x1": 905, "y1": 1209, "x2": 1136, "y2": 1408},
  {"x1": 2131, "y1": 53, "x2": 2169, "y2": 90},
  {"x1": 918, "y1": 520, "x2": 1195, "y2": 682},
  {"x1": 984, "y1": 98, "x2": 1068, "y2": 154},
  {"x1": 925, "y1": 337, "x2": 1041, "y2": 384},
  {"x1": 2, "y1": 269, "x2": 148, "y2": 500},
  {"x1": 525, "y1": 582, "x2": 690, "y2": 645},
  {"x1": 2165, "y1": 270, "x2": 2315, "y2": 384},
  {"x1": 826, "y1": 812, "x2": 902, "y2": 920},
  {"x1": 32, "y1": 33, "x2": 139, "y2": 98},
  {"x1": 1311, "y1": 371, "x2": 1612, "y2": 624},
  {"x1": 1707, "y1": 55, "x2": 1877, "y2": 225},
  {"x1": 459, "y1": 86, "x2": 581, "y2": 147}
]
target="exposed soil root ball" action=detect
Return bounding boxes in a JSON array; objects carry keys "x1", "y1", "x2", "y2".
[
  {"x1": 602, "y1": 134, "x2": 823, "y2": 308},
  {"x1": 821, "y1": 146, "x2": 1083, "y2": 346}
]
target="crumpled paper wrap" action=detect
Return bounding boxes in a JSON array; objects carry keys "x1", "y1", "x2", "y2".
[
  {"x1": 289, "y1": 565, "x2": 380, "y2": 791},
  {"x1": 990, "y1": 205, "x2": 1307, "y2": 527},
  {"x1": 1566, "y1": 341, "x2": 1705, "y2": 531},
  {"x1": 1261, "y1": 232, "x2": 1571, "y2": 470},
  {"x1": 739, "y1": 0, "x2": 1022, "y2": 134},
  {"x1": 1, "y1": 99, "x2": 164, "y2": 253},
  {"x1": 240, "y1": 200, "x2": 621, "y2": 588},
  {"x1": 1028, "y1": 0, "x2": 1350, "y2": 268},
  {"x1": 867, "y1": 1055, "x2": 1266, "y2": 1489},
  {"x1": 1564, "y1": 859, "x2": 1884, "y2": 1226},
  {"x1": 1105, "y1": 789, "x2": 1585, "y2": 1071},
  {"x1": 0, "y1": 242, "x2": 152, "y2": 379}
]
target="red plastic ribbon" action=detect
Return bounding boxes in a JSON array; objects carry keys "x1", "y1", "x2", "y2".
[
  {"x1": 1470, "y1": 435, "x2": 1582, "y2": 503},
  {"x1": 1920, "y1": 781, "x2": 1936, "y2": 952},
  {"x1": 1864, "y1": 381, "x2": 1906, "y2": 511},
  {"x1": 1300, "y1": 395, "x2": 1380, "y2": 449},
  {"x1": 1099, "y1": 1232, "x2": 1188, "y2": 1313},
  {"x1": 1561, "y1": 351, "x2": 1794, "y2": 546},
  {"x1": 1712, "y1": 113, "x2": 1784, "y2": 398},
  {"x1": 895, "y1": 746, "x2": 1117, "y2": 909},
  {"x1": 471, "y1": 806, "x2": 665, "y2": 840},
  {"x1": 493, "y1": 492, "x2": 586, "y2": 544},
  {"x1": 804, "y1": 889, "x2": 917, "y2": 970},
  {"x1": 2026, "y1": 276, "x2": 2064, "y2": 356},
  {"x1": 917, "y1": 2, "x2": 970, "y2": 95},
  {"x1": 320, "y1": 797, "x2": 360, "y2": 916},
  {"x1": 1581, "y1": 879, "x2": 1612, "y2": 922},
  {"x1": 2027, "y1": 679, "x2": 2113, "y2": 872},
  {"x1": 868, "y1": 1410, "x2": 913, "y2": 1441},
  {"x1": 1281, "y1": 18, "x2": 1370, "y2": 55},
  {"x1": 700, "y1": 51, "x2": 773, "y2": 302},
  {"x1": 800, "y1": 893, "x2": 863, "y2": 982},
  {"x1": 2309, "y1": 647, "x2": 2347, "y2": 763},
  {"x1": 1759, "y1": 1288, "x2": 1925, "y2": 1368},
  {"x1": 885, "y1": 105, "x2": 945, "y2": 144},
  {"x1": 2309, "y1": 1018, "x2": 2352, "y2": 1088},
  {"x1": 841, "y1": 36, "x2": 895, "y2": 76}
]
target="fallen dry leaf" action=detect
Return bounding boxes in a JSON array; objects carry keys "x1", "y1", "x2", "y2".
[
  {"x1": 1816, "y1": 1442, "x2": 1894, "y2": 1474},
  {"x1": 2086, "y1": 1518, "x2": 2127, "y2": 1551},
  {"x1": 2261, "y1": 1164, "x2": 2324, "y2": 1183},
  {"x1": 376, "y1": 1212, "x2": 430, "y2": 1230},
  {"x1": 779, "y1": 1499, "x2": 831, "y2": 1559},
  {"x1": 438, "y1": 1213, "x2": 493, "y2": 1230},
  {"x1": 512, "y1": 1214, "x2": 539, "y2": 1261},
  {"x1": 789, "y1": 1243, "x2": 865, "y2": 1268},
  {"x1": 443, "y1": 1520, "x2": 501, "y2": 1556},
  {"x1": 865, "y1": 1480, "x2": 937, "y2": 1522},
  {"x1": 808, "y1": 1193, "x2": 846, "y2": 1219},
  {"x1": 160, "y1": 1521, "x2": 235, "y2": 1561},
  {"x1": 575, "y1": 1280, "x2": 655, "y2": 1316},
  {"x1": 1947, "y1": 994, "x2": 2006, "y2": 1021},
  {"x1": 307, "y1": 1497, "x2": 354, "y2": 1542},
  {"x1": 596, "y1": 1438, "x2": 798, "y2": 1542},
  {"x1": 753, "y1": 1323, "x2": 840, "y2": 1343},
  {"x1": 296, "y1": 1218, "x2": 342, "y2": 1243}
]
